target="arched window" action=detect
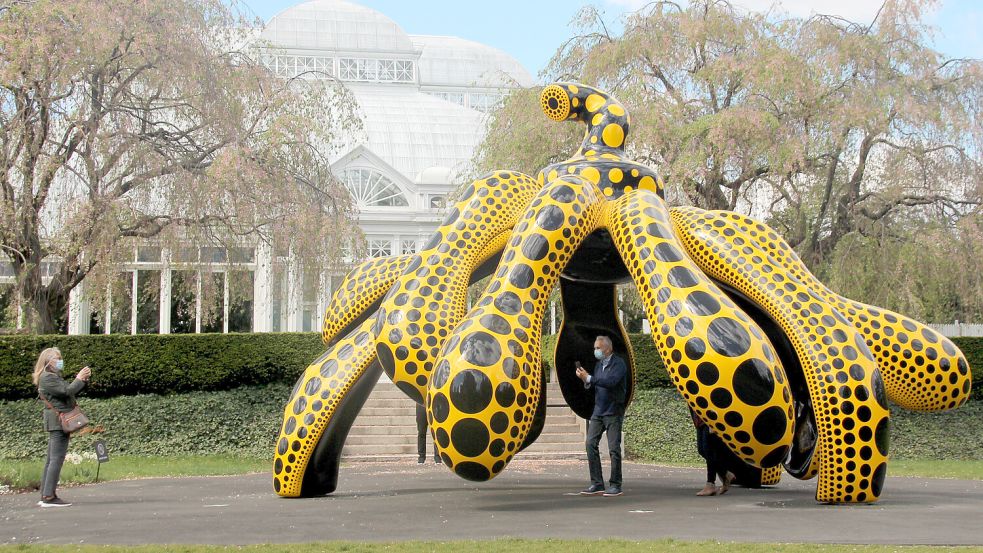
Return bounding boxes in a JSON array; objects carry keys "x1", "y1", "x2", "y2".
[{"x1": 340, "y1": 168, "x2": 409, "y2": 208}]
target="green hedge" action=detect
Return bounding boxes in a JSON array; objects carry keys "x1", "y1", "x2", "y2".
[
  {"x1": 0, "y1": 383, "x2": 289, "y2": 459},
  {"x1": 624, "y1": 388, "x2": 983, "y2": 463},
  {"x1": 0, "y1": 333, "x2": 324, "y2": 400}
]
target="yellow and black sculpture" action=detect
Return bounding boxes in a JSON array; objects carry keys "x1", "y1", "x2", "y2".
[{"x1": 273, "y1": 83, "x2": 972, "y2": 503}]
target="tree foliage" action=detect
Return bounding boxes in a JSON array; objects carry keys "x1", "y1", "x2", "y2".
[
  {"x1": 475, "y1": 0, "x2": 982, "y2": 321},
  {"x1": 0, "y1": 0, "x2": 362, "y2": 332}
]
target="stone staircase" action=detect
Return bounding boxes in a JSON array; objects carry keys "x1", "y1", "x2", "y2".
[{"x1": 341, "y1": 375, "x2": 587, "y2": 461}]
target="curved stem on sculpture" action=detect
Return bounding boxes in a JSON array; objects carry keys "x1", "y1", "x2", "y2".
[
  {"x1": 539, "y1": 82, "x2": 629, "y2": 158},
  {"x1": 373, "y1": 171, "x2": 541, "y2": 404},
  {"x1": 711, "y1": 213, "x2": 971, "y2": 412},
  {"x1": 273, "y1": 318, "x2": 380, "y2": 497},
  {"x1": 321, "y1": 255, "x2": 414, "y2": 347},
  {"x1": 671, "y1": 206, "x2": 891, "y2": 504},
  {"x1": 606, "y1": 189, "x2": 794, "y2": 469},
  {"x1": 427, "y1": 174, "x2": 605, "y2": 481}
]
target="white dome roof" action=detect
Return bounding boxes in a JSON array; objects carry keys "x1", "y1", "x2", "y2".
[
  {"x1": 343, "y1": 86, "x2": 485, "y2": 179},
  {"x1": 261, "y1": 0, "x2": 416, "y2": 53},
  {"x1": 411, "y1": 35, "x2": 534, "y2": 88}
]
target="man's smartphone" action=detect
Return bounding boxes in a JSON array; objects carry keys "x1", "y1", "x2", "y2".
[{"x1": 575, "y1": 361, "x2": 583, "y2": 369}]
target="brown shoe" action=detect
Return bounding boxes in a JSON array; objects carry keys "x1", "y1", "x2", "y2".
[
  {"x1": 696, "y1": 483, "x2": 717, "y2": 496},
  {"x1": 719, "y1": 472, "x2": 736, "y2": 495}
]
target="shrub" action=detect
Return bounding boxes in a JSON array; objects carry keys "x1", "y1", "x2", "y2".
[
  {"x1": 623, "y1": 388, "x2": 983, "y2": 464},
  {"x1": 0, "y1": 333, "x2": 323, "y2": 400},
  {"x1": 0, "y1": 383, "x2": 290, "y2": 459}
]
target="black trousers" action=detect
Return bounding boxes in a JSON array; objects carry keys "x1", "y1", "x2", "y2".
[
  {"x1": 415, "y1": 403, "x2": 438, "y2": 460},
  {"x1": 696, "y1": 425, "x2": 728, "y2": 483},
  {"x1": 586, "y1": 414, "x2": 623, "y2": 487}
]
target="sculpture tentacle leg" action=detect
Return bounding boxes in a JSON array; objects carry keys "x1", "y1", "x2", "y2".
[
  {"x1": 671, "y1": 207, "x2": 890, "y2": 503},
  {"x1": 761, "y1": 466, "x2": 782, "y2": 486},
  {"x1": 428, "y1": 175, "x2": 605, "y2": 480},
  {"x1": 273, "y1": 318, "x2": 380, "y2": 497},
  {"x1": 373, "y1": 171, "x2": 541, "y2": 403},
  {"x1": 606, "y1": 190, "x2": 794, "y2": 468},
  {"x1": 699, "y1": 210, "x2": 971, "y2": 411},
  {"x1": 321, "y1": 254, "x2": 414, "y2": 346}
]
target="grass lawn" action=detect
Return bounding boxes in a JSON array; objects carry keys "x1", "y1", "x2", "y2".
[
  {"x1": 0, "y1": 455, "x2": 269, "y2": 492},
  {"x1": 1, "y1": 539, "x2": 982, "y2": 552}
]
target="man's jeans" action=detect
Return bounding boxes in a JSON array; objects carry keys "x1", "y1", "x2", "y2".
[
  {"x1": 586, "y1": 414, "x2": 623, "y2": 487},
  {"x1": 40, "y1": 429, "x2": 70, "y2": 497}
]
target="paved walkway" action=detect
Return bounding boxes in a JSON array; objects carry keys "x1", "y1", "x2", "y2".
[{"x1": 2, "y1": 461, "x2": 982, "y2": 545}]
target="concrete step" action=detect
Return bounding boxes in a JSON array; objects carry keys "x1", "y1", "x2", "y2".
[
  {"x1": 348, "y1": 425, "x2": 418, "y2": 435},
  {"x1": 359, "y1": 406, "x2": 417, "y2": 416},
  {"x1": 342, "y1": 444, "x2": 423, "y2": 455},
  {"x1": 346, "y1": 434, "x2": 419, "y2": 445},
  {"x1": 338, "y1": 378, "x2": 587, "y2": 460}
]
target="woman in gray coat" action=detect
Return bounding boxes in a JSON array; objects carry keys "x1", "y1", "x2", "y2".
[{"x1": 33, "y1": 347, "x2": 91, "y2": 507}]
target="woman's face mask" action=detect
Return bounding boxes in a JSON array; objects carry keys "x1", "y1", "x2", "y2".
[{"x1": 53, "y1": 359, "x2": 64, "y2": 372}]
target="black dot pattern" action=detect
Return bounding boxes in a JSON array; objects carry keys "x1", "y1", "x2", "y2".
[
  {"x1": 671, "y1": 206, "x2": 891, "y2": 504},
  {"x1": 374, "y1": 171, "x2": 540, "y2": 402},
  {"x1": 607, "y1": 190, "x2": 794, "y2": 468},
  {"x1": 320, "y1": 255, "x2": 413, "y2": 345},
  {"x1": 537, "y1": 83, "x2": 663, "y2": 201},
  {"x1": 273, "y1": 318, "x2": 379, "y2": 497},
  {"x1": 427, "y1": 174, "x2": 604, "y2": 481},
  {"x1": 709, "y1": 210, "x2": 972, "y2": 412}
]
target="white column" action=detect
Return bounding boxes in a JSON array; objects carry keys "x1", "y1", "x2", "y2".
[
  {"x1": 130, "y1": 271, "x2": 138, "y2": 334},
  {"x1": 67, "y1": 282, "x2": 90, "y2": 335},
  {"x1": 159, "y1": 250, "x2": 171, "y2": 334},
  {"x1": 316, "y1": 270, "x2": 330, "y2": 333},
  {"x1": 253, "y1": 242, "x2": 272, "y2": 332},
  {"x1": 194, "y1": 273, "x2": 202, "y2": 334},
  {"x1": 104, "y1": 284, "x2": 111, "y2": 335},
  {"x1": 286, "y1": 249, "x2": 302, "y2": 332},
  {"x1": 222, "y1": 272, "x2": 230, "y2": 333},
  {"x1": 549, "y1": 301, "x2": 556, "y2": 335}
]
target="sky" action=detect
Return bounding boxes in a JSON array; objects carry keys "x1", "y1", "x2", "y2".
[{"x1": 243, "y1": 0, "x2": 982, "y2": 78}]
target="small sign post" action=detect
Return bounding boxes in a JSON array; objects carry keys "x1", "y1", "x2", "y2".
[{"x1": 93, "y1": 440, "x2": 110, "y2": 482}]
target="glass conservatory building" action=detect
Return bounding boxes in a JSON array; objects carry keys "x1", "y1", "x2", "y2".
[{"x1": 56, "y1": 0, "x2": 533, "y2": 335}]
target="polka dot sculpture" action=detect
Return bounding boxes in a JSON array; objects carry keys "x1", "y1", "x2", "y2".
[{"x1": 273, "y1": 83, "x2": 973, "y2": 503}]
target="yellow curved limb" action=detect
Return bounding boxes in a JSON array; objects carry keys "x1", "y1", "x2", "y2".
[
  {"x1": 373, "y1": 171, "x2": 540, "y2": 403},
  {"x1": 761, "y1": 466, "x2": 783, "y2": 486},
  {"x1": 700, "y1": 211, "x2": 971, "y2": 411},
  {"x1": 671, "y1": 207, "x2": 890, "y2": 503},
  {"x1": 273, "y1": 318, "x2": 378, "y2": 497},
  {"x1": 607, "y1": 190, "x2": 794, "y2": 468},
  {"x1": 321, "y1": 255, "x2": 413, "y2": 346},
  {"x1": 427, "y1": 175, "x2": 604, "y2": 480}
]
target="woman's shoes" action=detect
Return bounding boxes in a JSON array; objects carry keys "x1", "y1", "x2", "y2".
[
  {"x1": 719, "y1": 472, "x2": 736, "y2": 495},
  {"x1": 696, "y1": 483, "x2": 717, "y2": 496}
]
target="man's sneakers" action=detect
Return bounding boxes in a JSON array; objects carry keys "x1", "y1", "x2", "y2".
[
  {"x1": 602, "y1": 486, "x2": 623, "y2": 497},
  {"x1": 417, "y1": 456, "x2": 426, "y2": 464},
  {"x1": 579, "y1": 484, "x2": 605, "y2": 495},
  {"x1": 38, "y1": 496, "x2": 71, "y2": 507}
]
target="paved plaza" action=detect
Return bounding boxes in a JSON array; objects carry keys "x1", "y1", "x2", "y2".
[{"x1": 2, "y1": 461, "x2": 982, "y2": 545}]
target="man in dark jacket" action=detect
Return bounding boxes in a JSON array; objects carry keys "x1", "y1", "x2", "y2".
[{"x1": 575, "y1": 335, "x2": 628, "y2": 497}]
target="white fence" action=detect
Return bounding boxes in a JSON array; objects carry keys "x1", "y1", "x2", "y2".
[
  {"x1": 929, "y1": 322, "x2": 983, "y2": 338},
  {"x1": 640, "y1": 320, "x2": 983, "y2": 337}
]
